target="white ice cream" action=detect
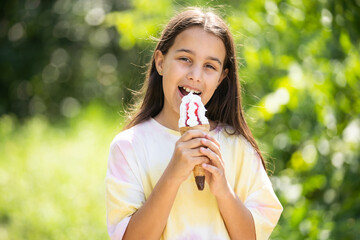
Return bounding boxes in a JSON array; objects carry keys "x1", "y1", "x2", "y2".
[{"x1": 178, "y1": 92, "x2": 209, "y2": 128}]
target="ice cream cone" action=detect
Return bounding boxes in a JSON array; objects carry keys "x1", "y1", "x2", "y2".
[
  {"x1": 180, "y1": 124, "x2": 210, "y2": 191},
  {"x1": 179, "y1": 124, "x2": 210, "y2": 135}
]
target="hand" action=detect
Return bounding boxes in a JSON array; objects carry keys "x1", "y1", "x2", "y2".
[
  {"x1": 165, "y1": 130, "x2": 210, "y2": 184},
  {"x1": 200, "y1": 134, "x2": 231, "y2": 198}
]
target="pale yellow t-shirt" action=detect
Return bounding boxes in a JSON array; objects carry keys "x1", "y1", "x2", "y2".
[{"x1": 106, "y1": 118, "x2": 283, "y2": 240}]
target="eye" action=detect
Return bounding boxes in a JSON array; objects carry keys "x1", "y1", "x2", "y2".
[
  {"x1": 179, "y1": 57, "x2": 191, "y2": 63},
  {"x1": 205, "y1": 64, "x2": 216, "y2": 70}
]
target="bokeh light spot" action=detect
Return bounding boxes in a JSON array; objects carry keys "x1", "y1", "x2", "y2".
[
  {"x1": 60, "y1": 97, "x2": 81, "y2": 118},
  {"x1": 98, "y1": 53, "x2": 118, "y2": 73},
  {"x1": 42, "y1": 64, "x2": 60, "y2": 83},
  {"x1": 8, "y1": 23, "x2": 25, "y2": 42},
  {"x1": 343, "y1": 119, "x2": 360, "y2": 144},
  {"x1": 85, "y1": 8, "x2": 105, "y2": 26}
]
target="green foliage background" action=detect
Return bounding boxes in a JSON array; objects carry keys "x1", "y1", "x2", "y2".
[{"x1": 1, "y1": 0, "x2": 359, "y2": 239}]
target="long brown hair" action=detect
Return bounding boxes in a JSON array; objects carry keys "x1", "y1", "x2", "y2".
[{"x1": 125, "y1": 7, "x2": 267, "y2": 170}]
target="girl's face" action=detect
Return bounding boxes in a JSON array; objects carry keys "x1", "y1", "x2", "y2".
[{"x1": 155, "y1": 26, "x2": 228, "y2": 126}]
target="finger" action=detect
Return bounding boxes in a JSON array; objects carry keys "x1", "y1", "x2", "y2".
[
  {"x1": 200, "y1": 138, "x2": 221, "y2": 156},
  {"x1": 183, "y1": 138, "x2": 207, "y2": 150},
  {"x1": 200, "y1": 147, "x2": 223, "y2": 169},
  {"x1": 200, "y1": 138, "x2": 224, "y2": 167},
  {"x1": 187, "y1": 148, "x2": 209, "y2": 157},
  {"x1": 180, "y1": 129, "x2": 207, "y2": 142},
  {"x1": 204, "y1": 134, "x2": 220, "y2": 149},
  {"x1": 202, "y1": 163, "x2": 222, "y2": 176},
  {"x1": 192, "y1": 156, "x2": 210, "y2": 166}
]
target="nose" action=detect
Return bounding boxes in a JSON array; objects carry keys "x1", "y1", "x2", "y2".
[{"x1": 187, "y1": 65, "x2": 202, "y2": 82}]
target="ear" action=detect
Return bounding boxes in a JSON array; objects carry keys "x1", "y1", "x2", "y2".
[
  {"x1": 218, "y1": 68, "x2": 228, "y2": 86},
  {"x1": 154, "y1": 50, "x2": 164, "y2": 76}
]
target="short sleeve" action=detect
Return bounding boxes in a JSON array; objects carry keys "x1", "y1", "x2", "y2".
[
  {"x1": 240, "y1": 142, "x2": 283, "y2": 240},
  {"x1": 105, "y1": 140, "x2": 145, "y2": 239}
]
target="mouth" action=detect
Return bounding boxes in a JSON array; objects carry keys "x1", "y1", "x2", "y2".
[{"x1": 178, "y1": 86, "x2": 201, "y2": 97}]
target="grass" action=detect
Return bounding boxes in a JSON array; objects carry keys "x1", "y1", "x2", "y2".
[{"x1": 0, "y1": 103, "x2": 123, "y2": 239}]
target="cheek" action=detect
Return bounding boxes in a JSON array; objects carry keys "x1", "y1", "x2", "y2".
[
  {"x1": 162, "y1": 78, "x2": 172, "y2": 97},
  {"x1": 205, "y1": 70, "x2": 222, "y2": 80},
  {"x1": 166, "y1": 59, "x2": 184, "y2": 72},
  {"x1": 163, "y1": 64, "x2": 182, "y2": 84},
  {"x1": 202, "y1": 87, "x2": 218, "y2": 105},
  {"x1": 162, "y1": 76, "x2": 180, "y2": 104},
  {"x1": 206, "y1": 72, "x2": 222, "y2": 88},
  {"x1": 202, "y1": 74, "x2": 222, "y2": 104}
]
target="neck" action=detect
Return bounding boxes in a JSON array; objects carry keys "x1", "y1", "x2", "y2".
[{"x1": 154, "y1": 109, "x2": 180, "y2": 131}]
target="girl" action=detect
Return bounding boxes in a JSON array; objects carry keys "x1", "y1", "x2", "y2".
[{"x1": 106, "y1": 7, "x2": 283, "y2": 240}]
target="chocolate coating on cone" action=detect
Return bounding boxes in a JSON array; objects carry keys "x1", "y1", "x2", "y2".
[{"x1": 195, "y1": 176, "x2": 205, "y2": 191}]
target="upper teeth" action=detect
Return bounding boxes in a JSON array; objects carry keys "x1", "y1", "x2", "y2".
[{"x1": 182, "y1": 86, "x2": 200, "y2": 94}]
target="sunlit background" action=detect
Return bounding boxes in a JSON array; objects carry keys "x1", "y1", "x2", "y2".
[{"x1": 1, "y1": 0, "x2": 359, "y2": 239}]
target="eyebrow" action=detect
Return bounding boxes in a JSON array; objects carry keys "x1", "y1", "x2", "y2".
[{"x1": 175, "y1": 48, "x2": 223, "y2": 66}]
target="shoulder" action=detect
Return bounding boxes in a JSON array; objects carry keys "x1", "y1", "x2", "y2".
[{"x1": 110, "y1": 119, "x2": 153, "y2": 150}]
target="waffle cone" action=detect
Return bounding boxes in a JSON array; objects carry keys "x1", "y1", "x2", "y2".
[
  {"x1": 179, "y1": 124, "x2": 210, "y2": 135},
  {"x1": 179, "y1": 124, "x2": 210, "y2": 190}
]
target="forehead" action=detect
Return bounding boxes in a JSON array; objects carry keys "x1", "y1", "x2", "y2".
[{"x1": 169, "y1": 26, "x2": 226, "y2": 61}]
